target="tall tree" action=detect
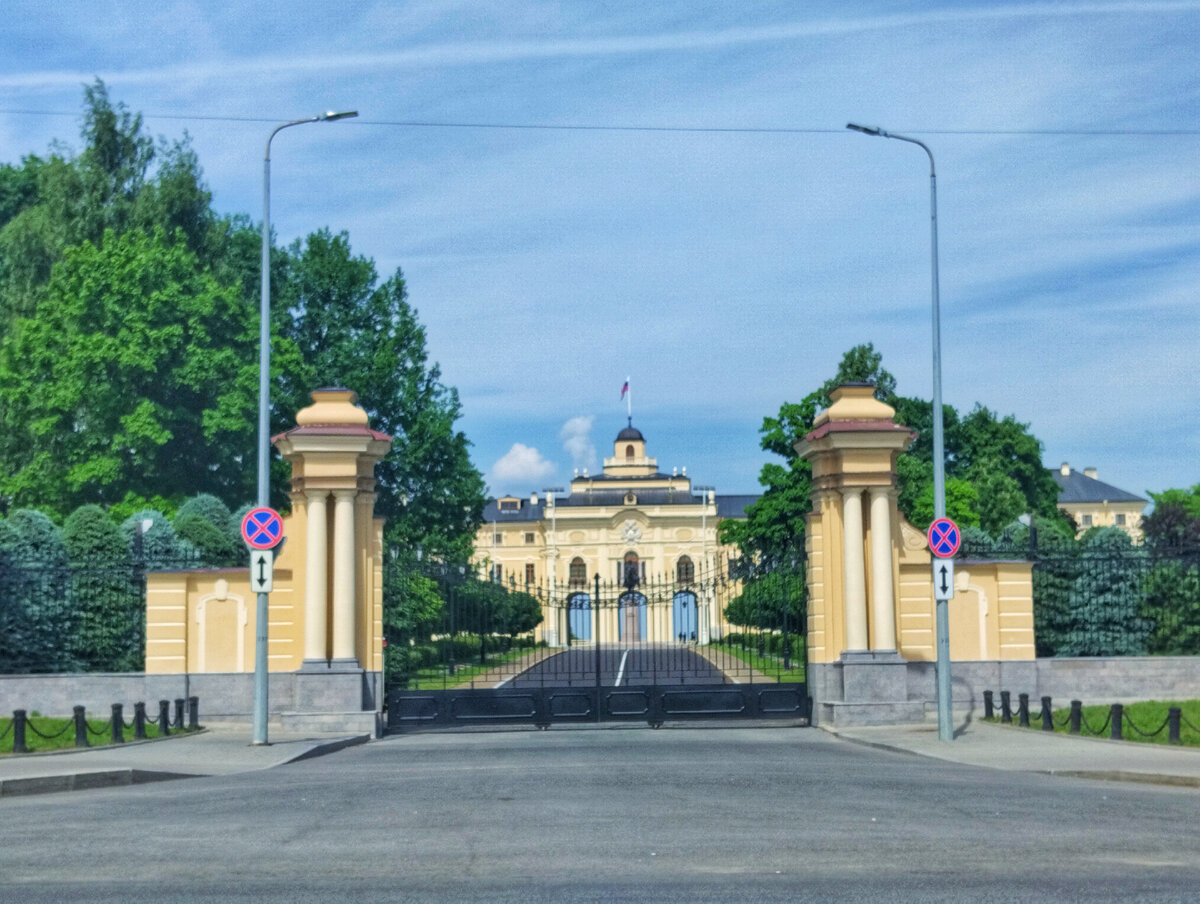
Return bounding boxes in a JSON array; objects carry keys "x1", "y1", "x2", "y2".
[
  {"x1": 0, "y1": 227, "x2": 259, "y2": 512},
  {"x1": 277, "y1": 229, "x2": 485, "y2": 563}
]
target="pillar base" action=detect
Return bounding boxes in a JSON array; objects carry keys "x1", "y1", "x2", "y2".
[
  {"x1": 295, "y1": 666, "x2": 367, "y2": 712},
  {"x1": 808, "y1": 651, "x2": 921, "y2": 727},
  {"x1": 298, "y1": 658, "x2": 331, "y2": 673}
]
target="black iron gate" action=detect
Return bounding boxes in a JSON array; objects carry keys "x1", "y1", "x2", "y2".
[{"x1": 385, "y1": 567, "x2": 809, "y2": 731}]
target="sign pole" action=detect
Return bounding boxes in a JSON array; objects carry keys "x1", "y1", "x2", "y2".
[
  {"x1": 927, "y1": 516, "x2": 960, "y2": 742},
  {"x1": 242, "y1": 507, "x2": 284, "y2": 746}
]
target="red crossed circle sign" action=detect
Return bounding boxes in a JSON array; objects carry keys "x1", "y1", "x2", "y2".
[
  {"x1": 241, "y1": 507, "x2": 284, "y2": 550},
  {"x1": 927, "y1": 517, "x2": 961, "y2": 558}
]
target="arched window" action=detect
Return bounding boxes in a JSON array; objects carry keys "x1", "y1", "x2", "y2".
[
  {"x1": 676, "y1": 555, "x2": 694, "y2": 584},
  {"x1": 569, "y1": 557, "x2": 586, "y2": 586},
  {"x1": 625, "y1": 444, "x2": 635, "y2": 460},
  {"x1": 623, "y1": 552, "x2": 640, "y2": 588}
]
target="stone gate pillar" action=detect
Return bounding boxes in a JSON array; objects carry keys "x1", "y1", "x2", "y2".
[
  {"x1": 795, "y1": 383, "x2": 923, "y2": 725},
  {"x1": 274, "y1": 388, "x2": 391, "y2": 714}
]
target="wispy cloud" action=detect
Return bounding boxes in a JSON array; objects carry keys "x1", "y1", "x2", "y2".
[{"x1": 559, "y1": 416, "x2": 596, "y2": 472}]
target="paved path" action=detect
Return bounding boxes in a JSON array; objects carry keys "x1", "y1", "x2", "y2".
[{"x1": 828, "y1": 718, "x2": 1200, "y2": 788}]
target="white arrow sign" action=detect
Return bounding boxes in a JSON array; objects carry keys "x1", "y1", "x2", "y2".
[
  {"x1": 250, "y1": 548, "x2": 274, "y2": 594},
  {"x1": 932, "y1": 558, "x2": 954, "y2": 601}
]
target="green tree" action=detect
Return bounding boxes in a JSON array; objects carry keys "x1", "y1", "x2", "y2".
[
  {"x1": 0, "y1": 510, "x2": 74, "y2": 672},
  {"x1": 0, "y1": 227, "x2": 259, "y2": 512},
  {"x1": 1059, "y1": 527, "x2": 1149, "y2": 656},
  {"x1": 276, "y1": 229, "x2": 486, "y2": 563},
  {"x1": 63, "y1": 504, "x2": 142, "y2": 671},
  {"x1": 720, "y1": 343, "x2": 896, "y2": 570}
]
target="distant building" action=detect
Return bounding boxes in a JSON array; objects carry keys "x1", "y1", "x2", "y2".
[
  {"x1": 473, "y1": 422, "x2": 755, "y2": 645},
  {"x1": 1052, "y1": 462, "x2": 1146, "y2": 540}
]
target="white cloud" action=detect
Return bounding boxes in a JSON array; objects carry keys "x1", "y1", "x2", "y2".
[
  {"x1": 559, "y1": 416, "x2": 596, "y2": 471},
  {"x1": 489, "y1": 443, "x2": 554, "y2": 491}
]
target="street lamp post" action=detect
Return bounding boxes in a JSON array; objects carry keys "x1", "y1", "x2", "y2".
[
  {"x1": 846, "y1": 122, "x2": 953, "y2": 742},
  {"x1": 253, "y1": 110, "x2": 357, "y2": 746}
]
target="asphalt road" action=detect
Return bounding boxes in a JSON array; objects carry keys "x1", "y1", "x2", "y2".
[
  {"x1": 3, "y1": 727, "x2": 1198, "y2": 902},
  {"x1": 503, "y1": 644, "x2": 727, "y2": 687}
]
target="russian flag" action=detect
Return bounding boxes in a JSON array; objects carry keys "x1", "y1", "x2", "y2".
[{"x1": 620, "y1": 381, "x2": 629, "y2": 400}]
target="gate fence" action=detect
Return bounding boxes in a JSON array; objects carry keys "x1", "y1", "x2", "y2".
[
  {"x1": 0, "y1": 552, "x2": 235, "y2": 674},
  {"x1": 960, "y1": 535, "x2": 1200, "y2": 658},
  {"x1": 384, "y1": 563, "x2": 808, "y2": 730}
]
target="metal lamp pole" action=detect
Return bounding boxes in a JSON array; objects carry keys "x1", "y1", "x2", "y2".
[
  {"x1": 253, "y1": 110, "x2": 358, "y2": 746},
  {"x1": 846, "y1": 122, "x2": 953, "y2": 741}
]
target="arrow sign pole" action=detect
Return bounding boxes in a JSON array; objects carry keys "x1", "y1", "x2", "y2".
[
  {"x1": 932, "y1": 558, "x2": 955, "y2": 601},
  {"x1": 250, "y1": 549, "x2": 274, "y2": 594}
]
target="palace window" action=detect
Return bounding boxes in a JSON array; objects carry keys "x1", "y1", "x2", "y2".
[
  {"x1": 625, "y1": 444, "x2": 635, "y2": 460},
  {"x1": 569, "y1": 557, "x2": 587, "y2": 586},
  {"x1": 525, "y1": 563, "x2": 535, "y2": 584},
  {"x1": 524, "y1": 532, "x2": 535, "y2": 544},
  {"x1": 676, "y1": 555, "x2": 694, "y2": 584}
]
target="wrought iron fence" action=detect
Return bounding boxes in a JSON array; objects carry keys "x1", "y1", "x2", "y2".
[
  {"x1": 982, "y1": 690, "x2": 1200, "y2": 745},
  {"x1": 383, "y1": 562, "x2": 806, "y2": 692},
  {"x1": 959, "y1": 536, "x2": 1200, "y2": 658},
  {"x1": 0, "y1": 552, "x2": 235, "y2": 674},
  {"x1": 2, "y1": 697, "x2": 200, "y2": 753}
]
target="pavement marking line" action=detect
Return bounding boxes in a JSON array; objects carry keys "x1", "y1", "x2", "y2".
[{"x1": 615, "y1": 648, "x2": 631, "y2": 687}]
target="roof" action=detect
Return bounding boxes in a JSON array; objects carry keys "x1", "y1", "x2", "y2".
[
  {"x1": 715, "y1": 494, "x2": 758, "y2": 518},
  {"x1": 616, "y1": 425, "x2": 645, "y2": 441},
  {"x1": 481, "y1": 490, "x2": 760, "y2": 522},
  {"x1": 1052, "y1": 469, "x2": 1145, "y2": 505}
]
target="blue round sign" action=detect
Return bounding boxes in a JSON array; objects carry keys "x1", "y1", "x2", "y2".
[
  {"x1": 241, "y1": 507, "x2": 284, "y2": 550},
  {"x1": 926, "y1": 517, "x2": 960, "y2": 558}
]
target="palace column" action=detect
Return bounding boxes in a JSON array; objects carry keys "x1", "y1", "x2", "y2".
[
  {"x1": 331, "y1": 489, "x2": 358, "y2": 665},
  {"x1": 302, "y1": 489, "x2": 329, "y2": 665},
  {"x1": 868, "y1": 486, "x2": 897, "y2": 651},
  {"x1": 841, "y1": 487, "x2": 869, "y2": 652}
]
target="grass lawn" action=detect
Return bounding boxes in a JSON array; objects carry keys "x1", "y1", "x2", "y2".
[
  {"x1": 993, "y1": 699, "x2": 1200, "y2": 747},
  {"x1": 707, "y1": 643, "x2": 806, "y2": 683},
  {"x1": 1, "y1": 714, "x2": 198, "y2": 755},
  {"x1": 403, "y1": 645, "x2": 543, "y2": 689},
  {"x1": 1053, "y1": 699, "x2": 1200, "y2": 746}
]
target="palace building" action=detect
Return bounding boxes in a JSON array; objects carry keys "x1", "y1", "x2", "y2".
[{"x1": 473, "y1": 422, "x2": 756, "y2": 646}]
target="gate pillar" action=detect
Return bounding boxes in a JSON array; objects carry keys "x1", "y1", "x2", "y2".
[
  {"x1": 274, "y1": 388, "x2": 391, "y2": 723},
  {"x1": 795, "y1": 383, "x2": 923, "y2": 726}
]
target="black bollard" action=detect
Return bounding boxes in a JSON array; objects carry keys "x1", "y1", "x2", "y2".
[
  {"x1": 1168, "y1": 706, "x2": 1181, "y2": 745},
  {"x1": 12, "y1": 709, "x2": 27, "y2": 754},
  {"x1": 134, "y1": 702, "x2": 147, "y2": 740},
  {"x1": 1041, "y1": 697, "x2": 1053, "y2": 731},
  {"x1": 1000, "y1": 690, "x2": 1013, "y2": 724},
  {"x1": 983, "y1": 690, "x2": 994, "y2": 719},
  {"x1": 1018, "y1": 693, "x2": 1030, "y2": 728},
  {"x1": 188, "y1": 696, "x2": 199, "y2": 730},
  {"x1": 73, "y1": 705, "x2": 88, "y2": 748},
  {"x1": 1110, "y1": 703, "x2": 1123, "y2": 741},
  {"x1": 173, "y1": 698, "x2": 185, "y2": 730},
  {"x1": 158, "y1": 699, "x2": 171, "y2": 736},
  {"x1": 111, "y1": 704, "x2": 124, "y2": 744},
  {"x1": 1069, "y1": 700, "x2": 1082, "y2": 734}
]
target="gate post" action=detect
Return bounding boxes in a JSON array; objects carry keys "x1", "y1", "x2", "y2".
[{"x1": 794, "y1": 384, "x2": 921, "y2": 727}]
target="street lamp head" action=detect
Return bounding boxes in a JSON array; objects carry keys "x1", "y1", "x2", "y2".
[
  {"x1": 846, "y1": 122, "x2": 883, "y2": 136},
  {"x1": 319, "y1": 110, "x2": 359, "y2": 122}
]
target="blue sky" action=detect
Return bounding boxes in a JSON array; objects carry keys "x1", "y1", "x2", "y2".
[{"x1": 2, "y1": 2, "x2": 1197, "y2": 503}]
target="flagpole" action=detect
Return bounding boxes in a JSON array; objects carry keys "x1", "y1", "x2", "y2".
[{"x1": 626, "y1": 375, "x2": 632, "y2": 424}]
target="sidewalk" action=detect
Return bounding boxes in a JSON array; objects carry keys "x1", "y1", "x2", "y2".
[
  {"x1": 0, "y1": 723, "x2": 369, "y2": 797},
  {"x1": 826, "y1": 719, "x2": 1200, "y2": 789}
]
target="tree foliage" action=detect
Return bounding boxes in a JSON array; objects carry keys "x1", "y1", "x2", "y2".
[
  {"x1": 0, "y1": 82, "x2": 484, "y2": 578},
  {"x1": 722, "y1": 343, "x2": 1069, "y2": 576}
]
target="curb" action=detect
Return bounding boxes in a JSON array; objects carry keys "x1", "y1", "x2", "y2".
[
  {"x1": 0, "y1": 768, "x2": 201, "y2": 798},
  {"x1": 0, "y1": 733, "x2": 372, "y2": 798}
]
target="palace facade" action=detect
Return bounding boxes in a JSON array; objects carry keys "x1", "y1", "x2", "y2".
[{"x1": 472, "y1": 423, "x2": 756, "y2": 645}]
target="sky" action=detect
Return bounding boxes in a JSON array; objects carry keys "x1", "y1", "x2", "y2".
[{"x1": 2, "y1": 1, "x2": 1197, "y2": 505}]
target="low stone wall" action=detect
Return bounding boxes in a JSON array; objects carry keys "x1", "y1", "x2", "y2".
[
  {"x1": 810, "y1": 656, "x2": 1200, "y2": 726},
  {"x1": 0, "y1": 670, "x2": 382, "y2": 720}
]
